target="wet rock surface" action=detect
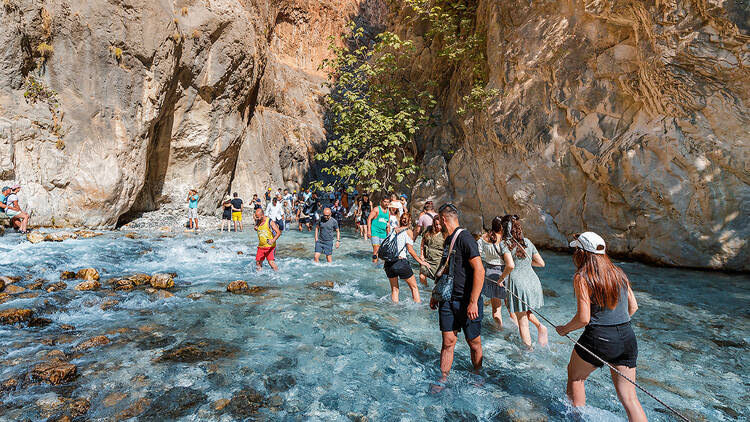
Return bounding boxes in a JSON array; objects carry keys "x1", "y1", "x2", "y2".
[
  {"x1": 31, "y1": 359, "x2": 77, "y2": 385},
  {"x1": 139, "y1": 387, "x2": 207, "y2": 421},
  {"x1": 74, "y1": 280, "x2": 101, "y2": 291},
  {"x1": 73, "y1": 335, "x2": 110, "y2": 351},
  {"x1": 0, "y1": 308, "x2": 33, "y2": 324},
  {"x1": 149, "y1": 273, "x2": 174, "y2": 289},
  {"x1": 158, "y1": 340, "x2": 238, "y2": 363},
  {"x1": 75, "y1": 268, "x2": 100, "y2": 281},
  {"x1": 227, "y1": 280, "x2": 249, "y2": 293}
]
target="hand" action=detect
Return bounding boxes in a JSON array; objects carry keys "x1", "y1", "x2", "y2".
[
  {"x1": 555, "y1": 326, "x2": 567, "y2": 337},
  {"x1": 467, "y1": 301, "x2": 479, "y2": 320},
  {"x1": 429, "y1": 296, "x2": 438, "y2": 310},
  {"x1": 335, "y1": 240, "x2": 340, "y2": 249},
  {"x1": 422, "y1": 261, "x2": 431, "y2": 269}
]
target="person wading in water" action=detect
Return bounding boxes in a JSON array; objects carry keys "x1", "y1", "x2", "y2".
[
  {"x1": 557, "y1": 232, "x2": 646, "y2": 422},
  {"x1": 418, "y1": 217, "x2": 444, "y2": 287},
  {"x1": 429, "y1": 203, "x2": 484, "y2": 390},
  {"x1": 383, "y1": 212, "x2": 430, "y2": 303},
  {"x1": 254, "y1": 208, "x2": 281, "y2": 271},
  {"x1": 367, "y1": 196, "x2": 390, "y2": 263},
  {"x1": 358, "y1": 193, "x2": 372, "y2": 239},
  {"x1": 497, "y1": 215, "x2": 548, "y2": 349},
  {"x1": 314, "y1": 207, "x2": 340, "y2": 263},
  {"x1": 477, "y1": 216, "x2": 517, "y2": 329}
]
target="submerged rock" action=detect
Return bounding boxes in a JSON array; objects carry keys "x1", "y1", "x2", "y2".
[
  {"x1": 227, "y1": 280, "x2": 249, "y2": 293},
  {"x1": 46, "y1": 282, "x2": 68, "y2": 292},
  {"x1": 45, "y1": 232, "x2": 78, "y2": 242},
  {"x1": 159, "y1": 340, "x2": 238, "y2": 363},
  {"x1": 139, "y1": 387, "x2": 207, "y2": 421},
  {"x1": 27, "y1": 279, "x2": 45, "y2": 290},
  {"x1": 3, "y1": 285, "x2": 25, "y2": 294},
  {"x1": 74, "y1": 230, "x2": 104, "y2": 238},
  {"x1": 225, "y1": 387, "x2": 267, "y2": 418},
  {"x1": 151, "y1": 290, "x2": 174, "y2": 300},
  {"x1": 1, "y1": 378, "x2": 17, "y2": 391},
  {"x1": 31, "y1": 359, "x2": 77, "y2": 384},
  {"x1": 74, "y1": 335, "x2": 110, "y2": 351},
  {"x1": 100, "y1": 299, "x2": 119, "y2": 310},
  {"x1": 60, "y1": 271, "x2": 76, "y2": 280},
  {"x1": 542, "y1": 289, "x2": 559, "y2": 298},
  {"x1": 113, "y1": 279, "x2": 135, "y2": 291},
  {"x1": 74, "y1": 280, "x2": 101, "y2": 291},
  {"x1": 187, "y1": 292, "x2": 202, "y2": 300},
  {"x1": 128, "y1": 273, "x2": 152, "y2": 286},
  {"x1": 76, "y1": 268, "x2": 100, "y2": 281},
  {"x1": 149, "y1": 274, "x2": 174, "y2": 289},
  {"x1": 308, "y1": 280, "x2": 335, "y2": 289},
  {"x1": 0, "y1": 308, "x2": 33, "y2": 324},
  {"x1": 205, "y1": 239, "x2": 214, "y2": 244}
]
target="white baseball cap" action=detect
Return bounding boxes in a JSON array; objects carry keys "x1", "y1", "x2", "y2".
[{"x1": 569, "y1": 231, "x2": 606, "y2": 255}]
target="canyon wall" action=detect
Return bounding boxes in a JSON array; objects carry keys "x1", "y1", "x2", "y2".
[
  {"x1": 405, "y1": 0, "x2": 750, "y2": 271},
  {"x1": 0, "y1": 0, "x2": 384, "y2": 226}
]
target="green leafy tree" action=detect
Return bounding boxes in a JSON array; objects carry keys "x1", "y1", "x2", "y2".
[{"x1": 315, "y1": 24, "x2": 435, "y2": 193}]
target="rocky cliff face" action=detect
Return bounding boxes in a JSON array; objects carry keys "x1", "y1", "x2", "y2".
[
  {"x1": 406, "y1": 0, "x2": 750, "y2": 271},
  {"x1": 0, "y1": 0, "x2": 384, "y2": 226}
]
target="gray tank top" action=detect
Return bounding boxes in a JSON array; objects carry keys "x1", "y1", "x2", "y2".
[{"x1": 589, "y1": 283, "x2": 630, "y2": 326}]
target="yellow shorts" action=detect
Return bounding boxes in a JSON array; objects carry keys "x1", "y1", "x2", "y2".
[{"x1": 232, "y1": 212, "x2": 242, "y2": 221}]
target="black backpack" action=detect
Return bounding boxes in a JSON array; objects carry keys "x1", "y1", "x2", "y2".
[{"x1": 378, "y1": 228, "x2": 408, "y2": 263}]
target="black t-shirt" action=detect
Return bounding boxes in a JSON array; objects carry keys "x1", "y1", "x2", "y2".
[
  {"x1": 231, "y1": 198, "x2": 243, "y2": 210},
  {"x1": 440, "y1": 228, "x2": 480, "y2": 303}
]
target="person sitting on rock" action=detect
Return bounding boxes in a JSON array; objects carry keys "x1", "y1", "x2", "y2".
[{"x1": 4, "y1": 184, "x2": 30, "y2": 233}]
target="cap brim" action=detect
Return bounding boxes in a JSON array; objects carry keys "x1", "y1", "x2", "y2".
[{"x1": 569, "y1": 239, "x2": 582, "y2": 249}]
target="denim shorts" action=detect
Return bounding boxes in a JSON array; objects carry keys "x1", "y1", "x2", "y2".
[
  {"x1": 439, "y1": 300, "x2": 483, "y2": 340},
  {"x1": 371, "y1": 236, "x2": 383, "y2": 246},
  {"x1": 315, "y1": 241, "x2": 333, "y2": 256},
  {"x1": 575, "y1": 322, "x2": 638, "y2": 368}
]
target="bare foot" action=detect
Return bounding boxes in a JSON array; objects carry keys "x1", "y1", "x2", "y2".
[{"x1": 538, "y1": 324, "x2": 549, "y2": 347}]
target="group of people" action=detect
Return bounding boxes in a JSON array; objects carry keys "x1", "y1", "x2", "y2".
[
  {"x1": 185, "y1": 187, "x2": 646, "y2": 421},
  {"x1": 0, "y1": 184, "x2": 30, "y2": 233}
]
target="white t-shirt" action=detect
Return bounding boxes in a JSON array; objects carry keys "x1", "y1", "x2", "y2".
[
  {"x1": 394, "y1": 228, "x2": 414, "y2": 259},
  {"x1": 6, "y1": 193, "x2": 18, "y2": 208},
  {"x1": 266, "y1": 202, "x2": 285, "y2": 220},
  {"x1": 388, "y1": 215, "x2": 399, "y2": 232}
]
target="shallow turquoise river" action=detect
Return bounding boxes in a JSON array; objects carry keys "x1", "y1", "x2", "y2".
[{"x1": 0, "y1": 228, "x2": 748, "y2": 421}]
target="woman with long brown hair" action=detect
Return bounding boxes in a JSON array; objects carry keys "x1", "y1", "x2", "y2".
[
  {"x1": 478, "y1": 216, "x2": 517, "y2": 328},
  {"x1": 495, "y1": 215, "x2": 548, "y2": 348},
  {"x1": 556, "y1": 232, "x2": 646, "y2": 421},
  {"x1": 383, "y1": 212, "x2": 430, "y2": 303},
  {"x1": 418, "y1": 218, "x2": 444, "y2": 286}
]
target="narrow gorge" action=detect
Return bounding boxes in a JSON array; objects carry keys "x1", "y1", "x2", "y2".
[{"x1": 1, "y1": 0, "x2": 748, "y2": 270}]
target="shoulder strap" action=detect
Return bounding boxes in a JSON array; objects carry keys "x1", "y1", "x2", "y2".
[{"x1": 436, "y1": 228, "x2": 463, "y2": 277}]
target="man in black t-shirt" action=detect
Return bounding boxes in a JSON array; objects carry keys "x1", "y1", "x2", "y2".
[
  {"x1": 429, "y1": 203, "x2": 485, "y2": 387},
  {"x1": 230, "y1": 192, "x2": 243, "y2": 232}
]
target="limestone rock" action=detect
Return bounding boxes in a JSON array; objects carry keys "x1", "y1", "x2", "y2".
[
  {"x1": 60, "y1": 271, "x2": 76, "y2": 280},
  {"x1": 127, "y1": 273, "x2": 151, "y2": 286},
  {"x1": 100, "y1": 299, "x2": 119, "y2": 310},
  {"x1": 4, "y1": 285, "x2": 26, "y2": 294},
  {"x1": 113, "y1": 279, "x2": 135, "y2": 291},
  {"x1": 45, "y1": 281, "x2": 68, "y2": 292},
  {"x1": 227, "y1": 280, "x2": 249, "y2": 293},
  {"x1": 149, "y1": 274, "x2": 174, "y2": 289},
  {"x1": 74, "y1": 335, "x2": 110, "y2": 351},
  {"x1": 152, "y1": 290, "x2": 174, "y2": 300},
  {"x1": 76, "y1": 268, "x2": 100, "y2": 281},
  {"x1": 44, "y1": 231, "x2": 78, "y2": 242},
  {"x1": 74, "y1": 280, "x2": 101, "y2": 291},
  {"x1": 27, "y1": 232, "x2": 45, "y2": 243},
  {"x1": 74, "y1": 230, "x2": 103, "y2": 238},
  {"x1": 31, "y1": 359, "x2": 77, "y2": 385},
  {"x1": 308, "y1": 280, "x2": 335, "y2": 289},
  {"x1": 0, "y1": 308, "x2": 33, "y2": 324}
]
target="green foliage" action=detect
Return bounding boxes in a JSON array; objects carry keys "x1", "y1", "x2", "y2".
[
  {"x1": 24, "y1": 75, "x2": 65, "y2": 140},
  {"x1": 315, "y1": 24, "x2": 435, "y2": 193},
  {"x1": 113, "y1": 47, "x2": 123, "y2": 61}
]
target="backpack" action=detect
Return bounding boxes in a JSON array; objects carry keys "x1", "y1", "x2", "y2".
[
  {"x1": 0, "y1": 194, "x2": 6, "y2": 213},
  {"x1": 377, "y1": 228, "x2": 408, "y2": 263}
]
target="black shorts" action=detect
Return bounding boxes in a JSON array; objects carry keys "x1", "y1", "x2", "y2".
[
  {"x1": 575, "y1": 322, "x2": 638, "y2": 368},
  {"x1": 439, "y1": 300, "x2": 483, "y2": 340},
  {"x1": 222, "y1": 212, "x2": 232, "y2": 221},
  {"x1": 383, "y1": 258, "x2": 413, "y2": 279}
]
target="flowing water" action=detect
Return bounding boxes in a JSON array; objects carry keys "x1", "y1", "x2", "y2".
[{"x1": 0, "y1": 227, "x2": 748, "y2": 421}]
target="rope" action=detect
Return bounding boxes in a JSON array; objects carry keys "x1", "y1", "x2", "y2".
[{"x1": 488, "y1": 276, "x2": 691, "y2": 422}]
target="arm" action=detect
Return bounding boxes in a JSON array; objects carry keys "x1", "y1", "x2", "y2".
[
  {"x1": 270, "y1": 220, "x2": 282, "y2": 244},
  {"x1": 407, "y1": 243, "x2": 427, "y2": 266},
  {"x1": 335, "y1": 227, "x2": 341, "y2": 248},
  {"x1": 314, "y1": 224, "x2": 319, "y2": 242},
  {"x1": 556, "y1": 276, "x2": 591, "y2": 336},
  {"x1": 366, "y1": 208, "x2": 376, "y2": 233},
  {"x1": 466, "y1": 256, "x2": 485, "y2": 320},
  {"x1": 627, "y1": 284, "x2": 638, "y2": 316},
  {"x1": 419, "y1": 236, "x2": 426, "y2": 260},
  {"x1": 531, "y1": 252, "x2": 545, "y2": 267},
  {"x1": 496, "y1": 253, "x2": 515, "y2": 285}
]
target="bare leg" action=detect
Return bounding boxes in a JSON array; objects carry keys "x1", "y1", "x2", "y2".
[
  {"x1": 507, "y1": 298, "x2": 519, "y2": 327},
  {"x1": 268, "y1": 259, "x2": 279, "y2": 271},
  {"x1": 611, "y1": 366, "x2": 647, "y2": 422},
  {"x1": 440, "y1": 331, "x2": 458, "y2": 380},
  {"x1": 419, "y1": 273, "x2": 428, "y2": 287},
  {"x1": 403, "y1": 275, "x2": 421, "y2": 303},
  {"x1": 313, "y1": 252, "x2": 321, "y2": 263},
  {"x1": 194, "y1": 218, "x2": 199, "y2": 231},
  {"x1": 528, "y1": 312, "x2": 548, "y2": 346},
  {"x1": 467, "y1": 335, "x2": 483, "y2": 371},
  {"x1": 515, "y1": 312, "x2": 532, "y2": 348},
  {"x1": 239, "y1": 220, "x2": 243, "y2": 231},
  {"x1": 388, "y1": 277, "x2": 399, "y2": 303},
  {"x1": 326, "y1": 254, "x2": 332, "y2": 263},
  {"x1": 256, "y1": 261, "x2": 262, "y2": 271},
  {"x1": 566, "y1": 349, "x2": 597, "y2": 407},
  {"x1": 490, "y1": 298, "x2": 504, "y2": 328}
]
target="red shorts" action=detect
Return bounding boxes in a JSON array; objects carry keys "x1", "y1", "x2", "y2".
[{"x1": 256, "y1": 246, "x2": 276, "y2": 262}]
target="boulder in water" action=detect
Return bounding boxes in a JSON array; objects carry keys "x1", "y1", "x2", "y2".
[
  {"x1": 159, "y1": 340, "x2": 238, "y2": 363},
  {"x1": 139, "y1": 387, "x2": 207, "y2": 421},
  {"x1": 152, "y1": 290, "x2": 174, "y2": 300},
  {"x1": 0, "y1": 275, "x2": 21, "y2": 285},
  {"x1": 46, "y1": 281, "x2": 68, "y2": 292},
  {"x1": 60, "y1": 271, "x2": 76, "y2": 280},
  {"x1": 112, "y1": 279, "x2": 135, "y2": 291},
  {"x1": 100, "y1": 299, "x2": 119, "y2": 310},
  {"x1": 149, "y1": 274, "x2": 174, "y2": 289},
  {"x1": 225, "y1": 387, "x2": 267, "y2": 418},
  {"x1": 74, "y1": 335, "x2": 110, "y2": 351},
  {"x1": 31, "y1": 359, "x2": 77, "y2": 384},
  {"x1": 116, "y1": 397, "x2": 151, "y2": 420},
  {"x1": 0, "y1": 308, "x2": 33, "y2": 324},
  {"x1": 1, "y1": 378, "x2": 17, "y2": 391},
  {"x1": 76, "y1": 268, "x2": 100, "y2": 281},
  {"x1": 75, "y1": 280, "x2": 101, "y2": 291},
  {"x1": 205, "y1": 239, "x2": 214, "y2": 244},
  {"x1": 308, "y1": 280, "x2": 335, "y2": 289},
  {"x1": 3, "y1": 284, "x2": 25, "y2": 294},
  {"x1": 128, "y1": 273, "x2": 151, "y2": 286},
  {"x1": 27, "y1": 231, "x2": 45, "y2": 243},
  {"x1": 44, "y1": 231, "x2": 78, "y2": 242},
  {"x1": 27, "y1": 279, "x2": 45, "y2": 290},
  {"x1": 187, "y1": 292, "x2": 202, "y2": 300},
  {"x1": 74, "y1": 230, "x2": 103, "y2": 238},
  {"x1": 227, "y1": 280, "x2": 249, "y2": 293}
]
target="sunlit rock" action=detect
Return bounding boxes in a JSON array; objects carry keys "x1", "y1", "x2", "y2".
[
  {"x1": 75, "y1": 280, "x2": 101, "y2": 291},
  {"x1": 149, "y1": 273, "x2": 174, "y2": 289},
  {"x1": 76, "y1": 268, "x2": 100, "y2": 281},
  {"x1": 31, "y1": 359, "x2": 77, "y2": 385}
]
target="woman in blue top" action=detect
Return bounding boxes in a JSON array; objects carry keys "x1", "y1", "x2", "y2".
[
  {"x1": 186, "y1": 189, "x2": 199, "y2": 231},
  {"x1": 556, "y1": 232, "x2": 645, "y2": 421}
]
